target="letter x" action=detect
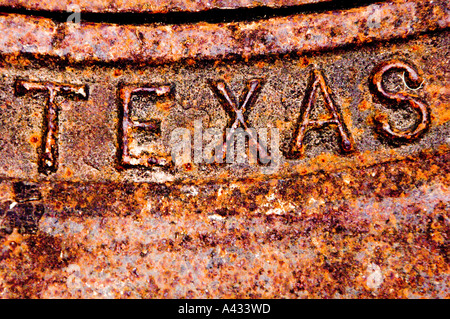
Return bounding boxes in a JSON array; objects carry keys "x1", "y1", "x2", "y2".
[{"x1": 208, "y1": 79, "x2": 268, "y2": 162}]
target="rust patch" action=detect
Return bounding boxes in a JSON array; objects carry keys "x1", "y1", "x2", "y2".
[{"x1": 0, "y1": 149, "x2": 447, "y2": 298}]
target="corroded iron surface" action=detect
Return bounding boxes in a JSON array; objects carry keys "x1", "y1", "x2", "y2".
[
  {"x1": 0, "y1": 0, "x2": 448, "y2": 64},
  {"x1": 0, "y1": 0, "x2": 331, "y2": 13},
  {"x1": 0, "y1": 151, "x2": 448, "y2": 298},
  {"x1": 0, "y1": 0, "x2": 449, "y2": 299}
]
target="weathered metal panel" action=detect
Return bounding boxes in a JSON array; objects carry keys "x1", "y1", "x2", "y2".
[{"x1": 0, "y1": 0, "x2": 448, "y2": 299}]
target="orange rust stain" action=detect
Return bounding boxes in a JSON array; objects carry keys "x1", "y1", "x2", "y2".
[
  {"x1": 298, "y1": 57, "x2": 310, "y2": 68},
  {"x1": 255, "y1": 61, "x2": 266, "y2": 69},
  {"x1": 113, "y1": 69, "x2": 123, "y2": 77},
  {"x1": 223, "y1": 73, "x2": 232, "y2": 82},
  {"x1": 186, "y1": 58, "x2": 196, "y2": 66},
  {"x1": 29, "y1": 134, "x2": 40, "y2": 146},
  {"x1": 431, "y1": 102, "x2": 450, "y2": 126},
  {"x1": 358, "y1": 100, "x2": 371, "y2": 111},
  {"x1": 156, "y1": 101, "x2": 173, "y2": 112},
  {"x1": 64, "y1": 168, "x2": 73, "y2": 178}
]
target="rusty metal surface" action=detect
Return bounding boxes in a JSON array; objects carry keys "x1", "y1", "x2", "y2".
[
  {"x1": 0, "y1": 0, "x2": 332, "y2": 13},
  {"x1": 0, "y1": 150, "x2": 448, "y2": 298},
  {"x1": 0, "y1": 0, "x2": 449, "y2": 299},
  {"x1": 0, "y1": 0, "x2": 448, "y2": 64}
]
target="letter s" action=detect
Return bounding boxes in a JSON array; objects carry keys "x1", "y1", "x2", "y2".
[{"x1": 370, "y1": 60, "x2": 430, "y2": 143}]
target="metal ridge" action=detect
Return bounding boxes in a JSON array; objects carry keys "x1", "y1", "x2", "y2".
[
  {"x1": 0, "y1": 0, "x2": 332, "y2": 14},
  {"x1": 0, "y1": 0, "x2": 448, "y2": 64}
]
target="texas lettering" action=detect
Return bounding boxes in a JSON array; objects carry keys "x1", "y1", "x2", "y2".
[{"x1": 10, "y1": 59, "x2": 430, "y2": 175}]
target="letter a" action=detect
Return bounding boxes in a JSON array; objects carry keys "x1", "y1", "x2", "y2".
[{"x1": 287, "y1": 69, "x2": 353, "y2": 158}]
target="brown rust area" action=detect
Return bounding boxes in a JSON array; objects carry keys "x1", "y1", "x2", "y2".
[
  {"x1": 0, "y1": 230, "x2": 79, "y2": 298},
  {"x1": 0, "y1": 149, "x2": 448, "y2": 298},
  {"x1": 37, "y1": 150, "x2": 450, "y2": 218}
]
